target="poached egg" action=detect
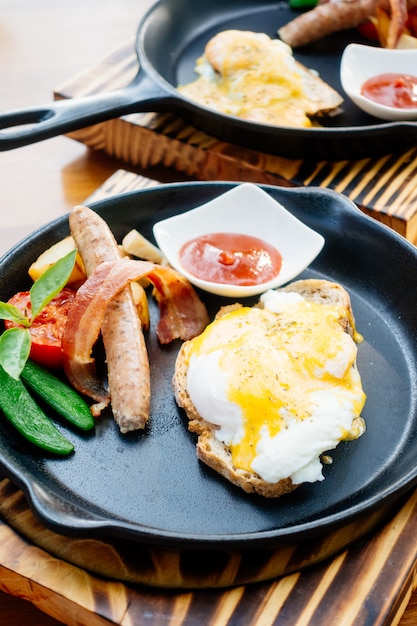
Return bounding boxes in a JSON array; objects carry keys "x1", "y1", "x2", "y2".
[
  {"x1": 184, "y1": 289, "x2": 366, "y2": 485},
  {"x1": 178, "y1": 30, "x2": 343, "y2": 128}
]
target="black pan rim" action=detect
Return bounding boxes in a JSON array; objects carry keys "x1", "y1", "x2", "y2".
[{"x1": 1, "y1": 181, "x2": 417, "y2": 550}]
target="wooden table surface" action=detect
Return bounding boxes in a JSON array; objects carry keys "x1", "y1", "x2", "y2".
[
  {"x1": 0, "y1": 0, "x2": 183, "y2": 259},
  {"x1": 1, "y1": 2, "x2": 417, "y2": 624}
]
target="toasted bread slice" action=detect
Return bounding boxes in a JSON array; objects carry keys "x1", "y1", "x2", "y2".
[
  {"x1": 173, "y1": 279, "x2": 363, "y2": 498},
  {"x1": 293, "y1": 61, "x2": 343, "y2": 116}
]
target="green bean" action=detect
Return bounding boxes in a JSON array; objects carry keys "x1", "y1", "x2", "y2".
[
  {"x1": 21, "y1": 360, "x2": 94, "y2": 432},
  {"x1": 0, "y1": 365, "x2": 74, "y2": 455},
  {"x1": 289, "y1": 0, "x2": 318, "y2": 9}
]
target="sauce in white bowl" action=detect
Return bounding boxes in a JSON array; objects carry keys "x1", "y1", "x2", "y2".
[
  {"x1": 153, "y1": 183, "x2": 324, "y2": 298},
  {"x1": 340, "y1": 43, "x2": 417, "y2": 121}
]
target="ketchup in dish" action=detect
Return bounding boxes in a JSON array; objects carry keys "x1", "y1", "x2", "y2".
[
  {"x1": 178, "y1": 232, "x2": 282, "y2": 286},
  {"x1": 361, "y1": 73, "x2": 417, "y2": 109}
]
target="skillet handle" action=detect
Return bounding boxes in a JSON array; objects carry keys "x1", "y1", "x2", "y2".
[{"x1": 0, "y1": 71, "x2": 175, "y2": 151}]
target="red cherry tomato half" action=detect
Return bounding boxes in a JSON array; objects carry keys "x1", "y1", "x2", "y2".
[
  {"x1": 5, "y1": 287, "x2": 77, "y2": 369},
  {"x1": 357, "y1": 20, "x2": 379, "y2": 41},
  {"x1": 406, "y1": 8, "x2": 417, "y2": 36}
]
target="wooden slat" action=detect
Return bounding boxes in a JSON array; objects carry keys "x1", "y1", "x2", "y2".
[
  {"x1": 1, "y1": 476, "x2": 417, "y2": 625},
  {"x1": 54, "y1": 41, "x2": 417, "y2": 243},
  {"x1": 0, "y1": 470, "x2": 390, "y2": 589}
]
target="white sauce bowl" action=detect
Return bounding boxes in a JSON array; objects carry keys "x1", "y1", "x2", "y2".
[
  {"x1": 340, "y1": 43, "x2": 417, "y2": 121},
  {"x1": 153, "y1": 183, "x2": 324, "y2": 298}
]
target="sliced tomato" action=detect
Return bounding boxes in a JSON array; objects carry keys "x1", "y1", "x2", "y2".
[
  {"x1": 5, "y1": 287, "x2": 77, "y2": 369},
  {"x1": 357, "y1": 20, "x2": 379, "y2": 41}
]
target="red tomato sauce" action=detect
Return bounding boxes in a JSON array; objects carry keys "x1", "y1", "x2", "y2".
[
  {"x1": 361, "y1": 73, "x2": 417, "y2": 109},
  {"x1": 179, "y1": 232, "x2": 282, "y2": 286}
]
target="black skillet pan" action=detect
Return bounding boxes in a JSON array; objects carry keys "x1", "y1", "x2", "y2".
[
  {"x1": 0, "y1": 0, "x2": 416, "y2": 160},
  {"x1": 1, "y1": 181, "x2": 417, "y2": 563}
]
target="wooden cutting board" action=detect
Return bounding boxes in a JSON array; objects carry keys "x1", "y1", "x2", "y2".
[
  {"x1": 0, "y1": 475, "x2": 417, "y2": 626},
  {"x1": 1, "y1": 171, "x2": 417, "y2": 625},
  {"x1": 54, "y1": 41, "x2": 417, "y2": 244}
]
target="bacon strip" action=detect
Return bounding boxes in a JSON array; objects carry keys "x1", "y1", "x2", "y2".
[
  {"x1": 62, "y1": 257, "x2": 209, "y2": 416},
  {"x1": 148, "y1": 265, "x2": 210, "y2": 344},
  {"x1": 386, "y1": 0, "x2": 408, "y2": 47},
  {"x1": 62, "y1": 262, "x2": 113, "y2": 407}
]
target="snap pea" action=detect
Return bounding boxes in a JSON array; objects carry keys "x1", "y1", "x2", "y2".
[
  {"x1": 289, "y1": 0, "x2": 318, "y2": 9},
  {"x1": 0, "y1": 364, "x2": 74, "y2": 455},
  {"x1": 21, "y1": 359, "x2": 95, "y2": 432}
]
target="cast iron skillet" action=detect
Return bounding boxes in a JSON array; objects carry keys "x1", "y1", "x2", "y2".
[
  {"x1": 1, "y1": 182, "x2": 417, "y2": 551},
  {"x1": 0, "y1": 0, "x2": 416, "y2": 159}
]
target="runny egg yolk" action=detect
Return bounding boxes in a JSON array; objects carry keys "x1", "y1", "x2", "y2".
[
  {"x1": 178, "y1": 31, "x2": 313, "y2": 128},
  {"x1": 185, "y1": 291, "x2": 366, "y2": 484}
]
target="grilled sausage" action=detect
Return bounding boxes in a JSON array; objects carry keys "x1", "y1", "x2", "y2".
[
  {"x1": 277, "y1": 0, "x2": 414, "y2": 48},
  {"x1": 69, "y1": 205, "x2": 150, "y2": 433}
]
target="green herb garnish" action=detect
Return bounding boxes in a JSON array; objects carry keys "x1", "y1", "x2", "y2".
[{"x1": 0, "y1": 249, "x2": 76, "y2": 379}]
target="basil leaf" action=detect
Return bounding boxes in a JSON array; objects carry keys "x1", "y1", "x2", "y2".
[
  {"x1": 0, "y1": 302, "x2": 29, "y2": 325},
  {"x1": 30, "y1": 249, "x2": 76, "y2": 319},
  {"x1": 0, "y1": 327, "x2": 31, "y2": 380}
]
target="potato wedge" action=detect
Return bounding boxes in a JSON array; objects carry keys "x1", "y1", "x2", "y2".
[
  {"x1": 371, "y1": 9, "x2": 391, "y2": 47},
  {"x1": 397, "y1": 33, "x2": 417, "y2": 48},
  {"x1": 122, "y1": 229, "x2": 166, "y2": 264},
  {"x1": 28, "y1": 236, "x2": 86, "y2": 284},
  {"x1": 370, "y1": 9, "x2": 417, "y2": 48},
  {"x1": 130, "y1": 281, "x2": 150, "y2": 331}
]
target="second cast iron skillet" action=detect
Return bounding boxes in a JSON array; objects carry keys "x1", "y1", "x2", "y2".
[{"x1": 0, "y1": 0, "x2": 415, "y2": 159}]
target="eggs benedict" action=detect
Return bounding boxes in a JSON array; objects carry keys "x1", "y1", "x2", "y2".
[
  {"x1": 173, "y1": 279, "x2": 366, "y2": 498},
  {"x1": 177, "y1": 30, "x2": 343, "y2": 128}
]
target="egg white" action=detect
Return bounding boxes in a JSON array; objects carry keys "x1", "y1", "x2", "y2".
[{"x1": 185, "y1": 290, "x2": 366, "y2": 485}]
